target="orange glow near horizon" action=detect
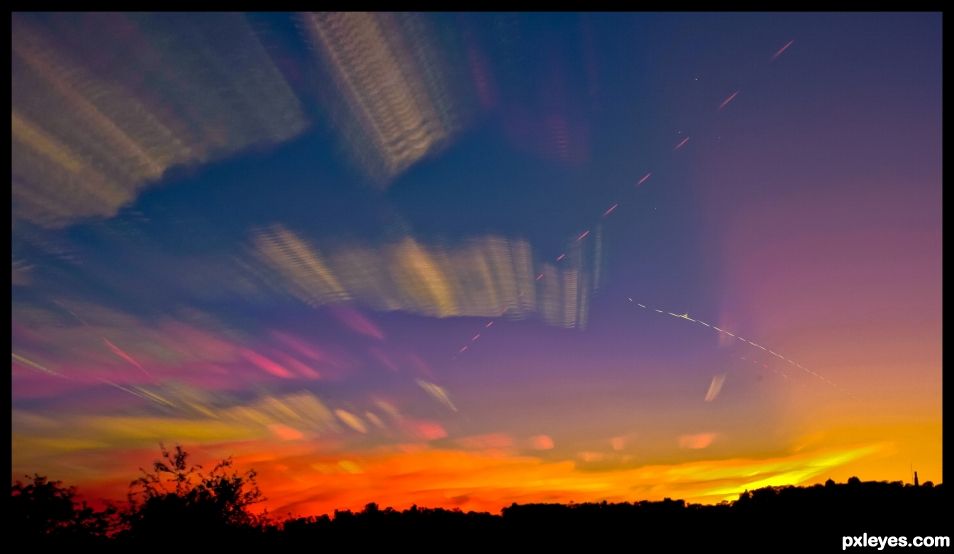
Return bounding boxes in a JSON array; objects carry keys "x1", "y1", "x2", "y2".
[
  {"x1": 47, "y1": 436, "x2": 917, "y2": 518},
  {"x1": 14, "y1": 401, "x2": 940, "y2": 518}
]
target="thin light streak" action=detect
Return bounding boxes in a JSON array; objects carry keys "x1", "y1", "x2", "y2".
[
  {"x1": 718, "y1": 90, "x2": 740, "y2": 111},
  {"x1": 771, "y1": 39, "x2": 795, "y2": 61}
]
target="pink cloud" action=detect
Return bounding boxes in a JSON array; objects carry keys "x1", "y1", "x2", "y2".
[
  {"x1": 406, "y1": 420, "x2": 447, "y2": 441},
  {"x1": 268, "y1": 424, "x2": 305, "y2": 441},
  {"x1": 239, "y1": 348, "x2": 294, "y2": 379},
  {"x1": 102, "y1": 338, "x2": 150, "y2": 377},
  {"x1": 273, "y1": 351, "x2": 322, "y2": 380},
  {"x1": 678, "y1": 433, "x2": 718, "y2": 450},
  {"x1": 331, "y1": 305, "x2": 385, "y2": 340},
  {"x1": 530, "y1": 435, "x2": 555, "y2": 450}
]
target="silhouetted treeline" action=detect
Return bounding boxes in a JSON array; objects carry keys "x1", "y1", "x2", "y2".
[{"x1": 9, "y1": 447, "x2": 950, "y2": 550}]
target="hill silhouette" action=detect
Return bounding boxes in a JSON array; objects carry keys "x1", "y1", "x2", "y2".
[{"x1": 10, "y1": 446, "x2": 949, "y2": 550}]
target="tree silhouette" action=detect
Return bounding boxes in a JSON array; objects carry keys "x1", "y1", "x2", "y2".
[
  {"x1": 11, "y1": 474, "x2": 115, "y2": 544},
  {"x1": 10, "y1": 453, "x2": 947, "y2": 549},
  {"x1": 119, "y1": 444, "x2": 265, "y2": 545}
]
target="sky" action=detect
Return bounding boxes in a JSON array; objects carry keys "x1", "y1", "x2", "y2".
[{"x1": 11, "y1": 12, "x2": 942, "y2": 517}]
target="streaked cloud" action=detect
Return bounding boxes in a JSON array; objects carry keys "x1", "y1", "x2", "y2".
[
  {"x1": 12, "y1": 13, "x2": 307, "y2": 228},
  {"x1": 251, "y1": 225, "x2": 597, "y2": 328},
  {"x1": 704, "y1": 374, "x2": 727, "y2": 402},
  {"x1": 299, "y1": 12, "x2": 465, "y2": 184},
  {"x1": 417, "y1": 379, "x2": 458, "y2": 412},
  {"x1": 335, "y1": 409, "x2": 368, "y2": 434}
]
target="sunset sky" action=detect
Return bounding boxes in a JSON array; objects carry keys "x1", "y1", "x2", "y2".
[{"x1": 11, "y1": 12, "x2": 941, "y2": 517}]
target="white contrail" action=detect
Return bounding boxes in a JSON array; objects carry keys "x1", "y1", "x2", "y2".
[{"x1": 626, "y1": 296, "x2": 845, "y2": 392}]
